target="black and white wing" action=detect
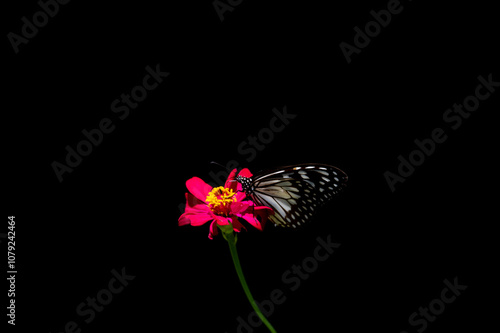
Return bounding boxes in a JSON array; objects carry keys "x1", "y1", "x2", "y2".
[{"x1": 249, "y1": 164, "x2": 347, "y2": 228}]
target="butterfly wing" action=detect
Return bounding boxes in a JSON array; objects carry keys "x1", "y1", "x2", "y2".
[{"x1": 249, "y1": 164, "x2": 347, "y2": 228}]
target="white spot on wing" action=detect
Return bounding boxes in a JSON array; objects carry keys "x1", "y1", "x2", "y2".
[
  {"x1": 276, "y1": 197, "x2": 291, "y2": 211},
  {"x1": 304, "y1": 180, "x2": 315, "y2": 188},
  {"x1": 254, "y1": 170, "x2": 284, "y2": 182}
]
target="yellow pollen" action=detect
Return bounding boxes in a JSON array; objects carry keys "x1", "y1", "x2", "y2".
[{"x1": 205, "y1": 186, "x2": 237, "y2": 216}]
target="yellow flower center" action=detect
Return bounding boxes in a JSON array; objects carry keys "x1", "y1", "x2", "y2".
[{"x1": 206, "y1": 186, "x2": 237, "y2": 216}]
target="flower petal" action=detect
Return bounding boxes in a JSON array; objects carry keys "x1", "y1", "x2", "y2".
[
  {"x1": 178, "y1": 193, "x2": 214, "y2": 226},
  {"x1": 231, "y1": 217, "x2": 246, "y2": 233},
  {"x1": 178, "y1": 213, "x2": 192, "y2": 226},
  {"x1": 238, "y1": 168, "x2": 253, "y2": 178},
  {"x1": 239, "y1": 212, "x2": 263, "y2": 231},
  {"x1": 187, "y1": 212, "x2": 215, "y2": 226},
  {"x1": 178, "y1": 210, "x2": 214, "y2": 226},
  {"x1": 186, "y1": 177, "x2": 213, "y2": 202},
  {"x1": 225, "y1": 168, "x2": 238, "y2": 190},
  {"x1": 234, "y1": 190, "x2": 246, "y2": 202},
  {"x1": 225, "y1": 168, "x2": 245, "y2": 195},
  {"x1": 239, "y1": 206, "x2": 274, "y2": 231},
  {"x1": 208, "y1": 221, "x2": 218, "y2": 240},
  {"x1": 230, "y1": 200, "x2": 253, "y2": 216},
  {"x1": 214, "y1": 215, "x2": 231, "y2": 226},
  {"x1": 183, "y1": 193, "x2": 210, "y2": 214},
  {"x1": 253, "y1": 206, "x2": 274, "y2": 229}
]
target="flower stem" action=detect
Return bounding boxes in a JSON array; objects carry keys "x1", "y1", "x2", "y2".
[{"x1": 225, "y1": 232, "x2": 277, "y2": 333}]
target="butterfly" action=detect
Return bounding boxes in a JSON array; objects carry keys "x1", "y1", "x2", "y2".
[{"x1": 235, "y1": 163, "x2": 348, "y2": 228}]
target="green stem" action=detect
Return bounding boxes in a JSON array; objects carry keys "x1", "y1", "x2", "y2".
[{"x1": 225, "y1": 232, "x2": 277, "y2": 333}]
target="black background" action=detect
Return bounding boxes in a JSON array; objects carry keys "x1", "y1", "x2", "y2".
[{"x1": 4, "y1": 0, "x2": 498, "y2": 332}]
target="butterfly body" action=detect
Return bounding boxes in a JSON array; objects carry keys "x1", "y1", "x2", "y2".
[
  {"x1": 236, "y1": 164, "x2": 347, "y2": 228},
  {"x1": 236, "y1": 175, "x2": 255, "y2": 195}
]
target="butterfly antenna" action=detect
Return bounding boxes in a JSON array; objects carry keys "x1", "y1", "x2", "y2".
[{"x1": 210, "y1": 161, "x2": 232, "y2": 173}]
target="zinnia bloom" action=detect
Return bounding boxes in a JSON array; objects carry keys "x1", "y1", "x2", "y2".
[{"x1": 178, "y1": 169, "x2": 273, "y2": 239}]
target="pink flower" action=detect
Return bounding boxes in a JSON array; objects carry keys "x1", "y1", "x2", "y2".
[{"x1": 178, "y1": 169, "x2": 273, "y2": 239}]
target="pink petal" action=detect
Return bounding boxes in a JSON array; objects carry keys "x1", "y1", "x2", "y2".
[
  {"x1": 214, "y1": 216, "x2": 231, "y2": 226},
  {"x1": 186, "y1": 177, "x2": 213, "y2": 202},
  {"x1": 208, "y1": 217, "x2": 231, "y2": 239},
  {"x1": 253, "y1": 206, "x2": 274, "y2": 229},
  {"x1": 239, "y1": 212, "x2": 263, "y2": 231},
  {"x1": 239, "y1": 206, "x2": 274, "y2": 230},
  {"x1": 225, "y1": 168, "x2": 246, "y2": 195},
  {"x1": 231, "y1": 217, "x2": 246, "y2": 233},
  {"x1": 188, "y1": 212, "x2": 215, "y2": 226},
  {"x1": 208, "y1": 221, "x2": 218, "y2": 240},
  {"x1": 238, "y1": 168, "x2": 253, "y2": 178},
  {"x1": 234, "y1": 190, "x2": 246, "y2": 202},
  {"x1": 178, "y1": 213, "x2": 192, "y2": 226},
  {"x1": 178, "y1": 192, "x2": 213, "y2": 226},
  {"x1": 178, "y1": 211, "x2": 214, "y2": 227},
  {"x1": 184, "y1": 193, "x2": 211, "y2": 214},
  {"x1": 225, "y1": 168, "x2": 238, "y2": 191},
  {"x1": 230, "y1": 201, "x2": 253, "y2": 216}
]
